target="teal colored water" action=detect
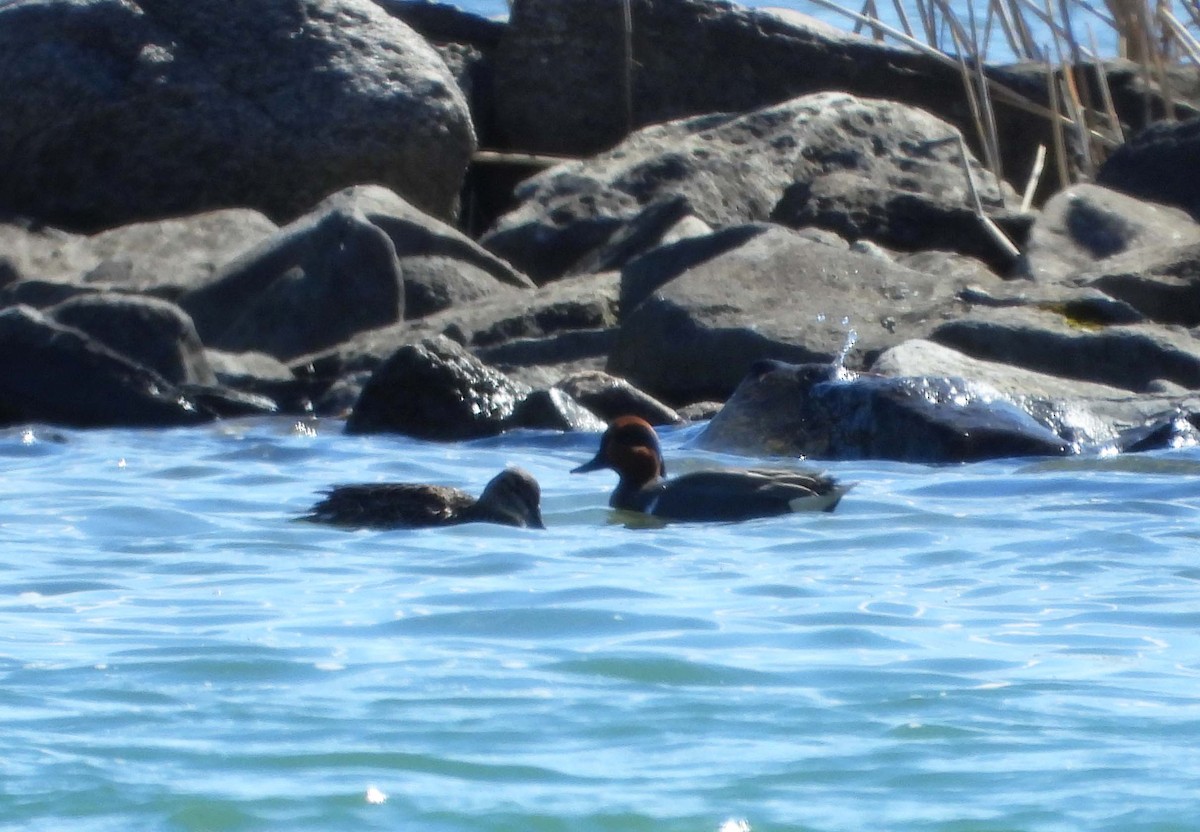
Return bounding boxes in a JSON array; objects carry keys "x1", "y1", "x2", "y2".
[{"x1": 2, "y1": 418, "x2": 1199, "y2": 831}]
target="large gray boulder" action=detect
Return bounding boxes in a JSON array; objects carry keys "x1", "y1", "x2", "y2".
[
  {"x1": 1096, "y1": 116, "x2": 1200, "y2": 220},
  {"x1": 345, "y1": 335, "x2": 529, "y2": 438},
  {"x1": 872, "y1": 339, "x2": 1200, "y2": 446},
  {"x1": 930, "y1": 307, "x2": 1200, "y2": 392},
  {"x1": 606, "y1": 225, "x2": 992, "y2": 404},
  {"x1": 179, "y1": 208, "x2": 406, "y2": 361},
  {"x1": 1019, "y1": 184, "x2": 1200, "y2": 282},
  {"x1": 0, "y1": 305, "x2": 209, "y2": 428},
  {"x1": 482, "y1": 92, "x2": 1023, "y2": 282},
  {"x1": 314, "y1": 185, "x2": 534, "y2": 318},
  {"x1": 492, "y1": 0, "x2": 1054, "y2": 188},
  {"x1": 0, "y1": 221, "x2": 97, "y2": 285},
  {"x1": 1073, "y1": 241, "x2": 1200, "y2": 328},
  {"x1": 693, "y1": 359, "x2": 1071, "y2": 462},
  {"x1": 80, "y1": 210, "x2": 280, "y2": 297},
  {"x1": 291, "y1": 270, "x2": 619, "y2": 410},
  {"x1": 49, "y1": 292, "x2": 215, "y2": 386},
  {"x1": 0, "y1": 211, "x2": 277, "y2": 299},
  {"x1": 0, "y1": 0, "x2": 474, "y2": 230}
]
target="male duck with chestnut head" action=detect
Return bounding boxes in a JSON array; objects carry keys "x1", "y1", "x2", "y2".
[{"x1": 573, "y1": 416, "x2": 849, "y2": 522}]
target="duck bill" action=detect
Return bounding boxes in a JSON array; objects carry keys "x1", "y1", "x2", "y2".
[{"x1": 571, "y1": 453, "x2": 608, "y2": 474}]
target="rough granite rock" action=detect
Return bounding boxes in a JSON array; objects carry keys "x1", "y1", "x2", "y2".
[
  {"x1": 930, "y1": 308, "x2": 1200, "y2": 392},
  {"x1": 0, "y1": 0, "x2": 475, "y2": 230},
  {"x1": 607, "y1": 225, "x2": 994, "y2": 404},
  {"x1": 693, "y1": 359, "x2": 1071, "y2": 462},
  {"x1": 179, "y1": 208, "x2": 406, "y2": 361},
  {"x1": 314, "y1": 185, "x2": 534, "y2": 318},
  {"x1": 492, "y1": 0, "x2": 1055, "y2": 189},
  {"x1": 1019, "y1": 184, "x2": 1200, "y2": 282},
  {"x1": 482, "y1": 92, "x2": 1024, "y2": 283},
  {"x1": 1096, "y1": 116, "x2": 1200, "y2": 220},
  {"x1": 1073, "y1": 241, "x2": 1200, "y2": 327},
  {"x1": 871, "y1": 339, "x2": 1199, "y2": 446},
  {"x1": 0, "y1": 305, "x2": 209, "y2": 428},
  {"x1": 49, "y1": 292, "x2": 216, "y2": 386},
  {"x1": 291, "y1": 271, "x2": 619, "y2": 405},
  {"x1": 345, "y1": 335, "x2": 530, "y2": 439},
  {"x1": 554, "y1": 370, "x2": 681, "y2": 426}
]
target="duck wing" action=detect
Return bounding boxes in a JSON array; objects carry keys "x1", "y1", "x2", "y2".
[
  {"x1": 303, "y1": 483, "x2": 473, "y2": 528},
  {"x1": 648, "y1": 469, "x2": 850, "y2": 522}
]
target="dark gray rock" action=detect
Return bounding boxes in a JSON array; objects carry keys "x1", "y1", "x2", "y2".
[
  {"x1": 954, "y1": 282, "x2": 1145, "y2": 326},
  {"x1": 293, "y1": 271, "x2": 619, "y2": 398},
  {"x1": 0, "y1": 279, "x2": 99, "y2": 310},
  {"x1": 1020, "y1": 184, "x2": 1200, "y2": 282},
  {"x1": 509, "y1": 387, "x2": 606, "y2": 432},
  {"x1": 694, "y1": 359, "x2": 1071, "y2": 462},
  {"x1": 373, "y1": 1, "x2": 504, "y2": 146},
  {"x1": 49, "y1": 292, "x2": 215, "y2": 386},
  {"x1": 556, "y1": 194, "x2": 701, "y2": 281},
  {"x1": 554, "y1": 370, "x2": 680, "y2": 426},
  {"x1": 619, "y1": 223, "x2": 775, "y2": 313},
  {"x1": 80, "y1": 209, "x2": 279, "y2": 297},
  {"x1": 872, "y1": 338, "x2": 1200, "y2": 448},
  {"x1": 0, "y1": 210, "x2": 278, "y2": 309},
  {"x1": 0, "y1": 0, "x2": 474, "y2": 230},
  {"x1": 179, "y1": 385, "x2": 278, "y2": 420},
  {"x1": 0, "y1": 305, "x2": 209, "y2": 428},
  {"x1": 492, "y1": 0, "x2": 1055, "y2": 188},
  {"x1": 0, "y1": 221, "x2": 97, "y2": 284},
  {"x1": 179, "y1": 208, "x2": 405, "y2": 361},
  {"x1": 931, "y1": 308, "x2": 1200, "y2": 392},
  {"x1": 607, "y1": 226, "x2": 989, "y2": 404},
  {"x1": 770, "y1": 171, "x2": 1029, "y2": 273},
  {"x1": 1096, "y1": 116, "x2": 1200, "y2": 220},
  {"x1": 897, "y1": 250, "x2": 1004, "y2": 285},
  {"x1": 314, "y1": 185, "x2": 533, "y2": 318},
  {"x1": 1074, "y1": 241, "x2": 1200, "y2": 327},
  {"x1": 345, "y1": 335, "x2": 529, "y2": 438},
  {"x1": 206, "y1": 350, "x2": 309, "y2": 414},
  {"x1": 474, "y1": 329, "x2": 616, "y2": 377},
  {"x1": 482, "y1": 92, "x2": 1022, "y2": 283}
]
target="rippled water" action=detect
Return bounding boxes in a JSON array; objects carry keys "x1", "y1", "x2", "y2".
[{"x1": 2, "y1": 418, "x2": 1199, "y2": 831}]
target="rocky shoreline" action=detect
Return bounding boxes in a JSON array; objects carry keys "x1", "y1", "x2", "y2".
[{"x1": 2, "y1": 0, "x2": 1199, "y2": 462}]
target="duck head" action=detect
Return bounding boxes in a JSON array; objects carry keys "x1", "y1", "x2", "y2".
[
  {"x1": 571, "y1": 415, "x2": 666, "y2": 488},
  {"x1": 475, "y1": 467, "x2": 546, "y2": 529}
]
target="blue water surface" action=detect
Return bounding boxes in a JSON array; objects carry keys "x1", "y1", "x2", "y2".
[{"x1": 1, "y1": 417, "x2": 1198, "y2": 831}]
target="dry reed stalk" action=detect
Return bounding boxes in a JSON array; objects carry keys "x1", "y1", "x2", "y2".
[
  {"x1": 913, "y1": 0, "x2": 940, "y2": 46},
  {"x1": 1044, "y1": 58, "x2": 1071, "y2": 189},
  {"x1": 801, "y1": 0, "x2": 1084, "y2": 129},
  {"x1": 891, "y1": 0, "x2": 918, "y2": 39},
  {"x1": 1161, "y1": 9, "x2": 1200, "y2": 63},
  {"x1": 1020, "y1": 145, "x2": 1047, "y2": 212},
  {"x1": 954, "y1": 133, "x2": 1021, "y2": 261},
  {"x1": 1004, "y1": 0, "x2": 1043, "y2": 57},
  {"x1": 967, "y1": 0, "x2": 1005, "y2": 174},
  {"x1": 948, "y1": 29, "x2": 1000, "y2": 179},
  {"x1": 1042, "y1": 0, "x2": 1096, "y2": 170},
  {"x1": 1086, "y1": 22, "x2": 1127, "y2": 144},
  {"x1": 854, "y1": 0, "x2": 885, "y2": 38},
  {"x1": 1105, "y1": 0, "x2": 1144, "y2": 59},
  {"x1": 472, "y1": 150, "x2": 569, "y2": 168},
  {"x1": 1183, "y1": 0, "x2": 1200, "y2": 29}
]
